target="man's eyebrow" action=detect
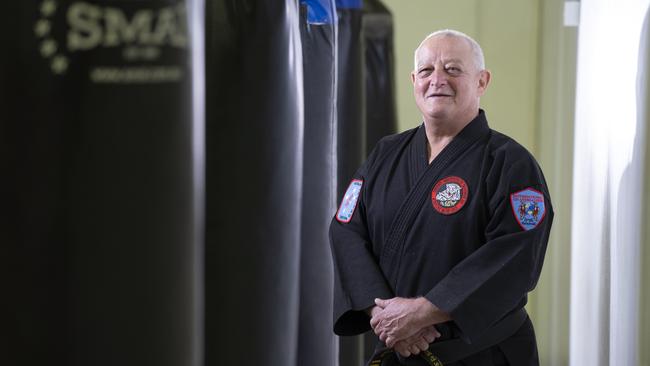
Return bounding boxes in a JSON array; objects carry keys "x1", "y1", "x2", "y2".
[
  {"x1": 443, "y1": 59, "x2": 465, "y2": 65},
  {"x1": 416, "y1": 58, "x2": 466, "y2": 69}
]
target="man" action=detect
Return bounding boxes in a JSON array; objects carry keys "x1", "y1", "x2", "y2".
[{"x1": 329, "y1": 29, "x2": 553, "y2": 365}]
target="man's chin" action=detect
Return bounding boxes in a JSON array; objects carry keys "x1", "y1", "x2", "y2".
[{"x1": 426, "y1": 107, "x2": 451, "y2": 120}]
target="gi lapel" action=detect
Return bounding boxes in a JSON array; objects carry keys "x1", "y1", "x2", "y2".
[
  {"x1": 379, "y1": 111, "x2": 490, "y2": 290},
  {"x1": 408, "y1": 125, "x2": 429, "y2": 183}
]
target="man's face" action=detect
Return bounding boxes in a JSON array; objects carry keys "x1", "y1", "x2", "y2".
[{"x1": 411, "y1": 35, "x2": 490, "y2": 125}]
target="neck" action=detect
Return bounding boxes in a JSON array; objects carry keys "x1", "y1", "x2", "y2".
[
  {"x1": 425, "y1": 135, "x2": 453, "y2": 164},
  {"x1": 423, "y1": 111, "x2": 478, "y2": 163}
]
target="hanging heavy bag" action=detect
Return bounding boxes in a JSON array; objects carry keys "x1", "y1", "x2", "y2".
[
  {"x1": 336, "y1": 0, "x2": 366, "y2": 196},
  {"x1": 204, "y1": 0, "x2": 303, "y2": 364},
  {"x1": 297, "y1": 1, "x2": 338, "y2": 366},
  {"x1": 0, "y1": 2, "x2": 197, "y2": 365},
  {"x1": 363, "y1": 0, "x2": 397, "y2": 155}
]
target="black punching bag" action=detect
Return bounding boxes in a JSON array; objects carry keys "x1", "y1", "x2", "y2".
[
  {"x1": 1, "y1": 1, "x2": 198, "y2": 366},
  {"x1": 361, "y1": 0, "x2": 397, "y2": 360},
  {"x1": 336, "y1": 1, "x2": 367, "y2": 365},
  {"x1": 204, "y1": 1, "x2": 303, "y2": 365},
  {"x1": 363, "y1": 0, "x2": 397, "y2": 154},
  {"x1": 336, "y1": 0, "x2": 365, "y2": 196},
  {"x1": 298, "y1": 1, "x2": 337, "y2": 365}
]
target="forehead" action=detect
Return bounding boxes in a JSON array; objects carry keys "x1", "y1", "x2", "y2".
[{"x1": 415, "y1": 36, "x2": 473, "y2": 66}]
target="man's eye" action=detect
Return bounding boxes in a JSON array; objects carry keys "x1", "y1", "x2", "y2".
[{"x1": 446, "y1": 67, "x2": 461, "y2": 74}]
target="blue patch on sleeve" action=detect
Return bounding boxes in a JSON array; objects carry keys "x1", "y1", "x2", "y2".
[
  {"x1": 336, "y1": 179, "x2": 363, "y2": 223},
  {"x1": 510, "y1": 188, "x2": 546, "y2": 231},
  {"x1": 301, "y1": 0, "x2": 337, "y2": 24}
]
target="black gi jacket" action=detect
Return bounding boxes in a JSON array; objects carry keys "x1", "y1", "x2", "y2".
[{"x1": 330, "y1": 110, "x2": 553, "y2": 365}]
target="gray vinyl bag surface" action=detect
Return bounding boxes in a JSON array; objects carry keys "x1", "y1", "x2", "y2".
[
  {"x1": 1, "y1": 1, "x2": 198, "y2": 365},
  {"x1": 298, "y1": 1, "x2": 338, "y2": 365},
  {"x1": 335, "y1": 0, "x2": 367, "y2": 365},
  {"x1": 363, "y1": 0, "x2": 397, "y2": 154},
  {"x1": 336, "y1": 0, "x2": 366, "y2": 196},
  {"x1": 204, "y1": 0, "x2": 304, "y2": 365}
]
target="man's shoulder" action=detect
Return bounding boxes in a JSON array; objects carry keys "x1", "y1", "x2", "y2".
[
  {"x1": 487, "y1": 129, "x2": 536, "y2": 161},
  {"x1": 377, "y1": 126, "x2": 419, "y2": 147},
  {"x1": 482, "y1": 129, "x2": 547, "y2": 178},
  {"x1": 361, "y1": 127, "x2": 419, "y2": 174},
  {"x1": 370, "y1": 126, "x2": 419, "y2": 157}
]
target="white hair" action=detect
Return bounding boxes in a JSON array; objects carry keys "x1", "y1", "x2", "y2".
[{"x1": 413, "y1": 29, "x2": 485, "y2": 71}]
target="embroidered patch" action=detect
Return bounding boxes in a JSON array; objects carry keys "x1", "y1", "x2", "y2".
[
  {"x1": 336, "y1": 179, "x2": 363, "y2": 223},
  {"x1": 431, "y1": 176, "x2": 468, "y2": 215},
  {"x1": 510, "y1": 188, "x2": 546, "y2": 231}
]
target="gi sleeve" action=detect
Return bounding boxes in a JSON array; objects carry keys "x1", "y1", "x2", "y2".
[
  {"x1": 424, "y1": 147, "x2": 554, "y2": 343},
  {"x1": 329, "y1": 149, "x2": 394, "y2": 336}
]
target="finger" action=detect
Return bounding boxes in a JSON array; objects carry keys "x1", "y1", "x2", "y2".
[
  {"x1": 416, "y1": 338, "x2": 429, "y2": 351},
  {"x1": 396, "y1": 330, "x2": 427, "y2": 348},
  {"x1": 402, "y1": 333, "x2": 420, "y2": 345},
  {"x1": 396, "y1": 345, "x2": 411, "y2": 358},
  {"x1": 387, "y1": 333, "x2": 407, "y2": 349},
  {"x1": 386, "y1": 336, "x2": 396, "y2": 348},
  {"x1": 379, "y1": 332, "x2": 387, "y2": 343},
  {"x1": 369, "y1": 316, "x2": 380, "y2": 329},
  {"x1": 422, "y1": 332, "x2": 436, "y2": 343},
  {"x1": 374, "y1": 298, "x2": 389, "y2": 308},
  {"x1": 432, "y1": 326, "x2": 441, "y2": 338},
  {"x1": 421, "y1": 327, "x2": 439, "y2": 343},
  {"x1": 373, "y1": 326, "x2": 381, "y2": 337},
  {"x1": 393, "y1": 341, "x2": 412, "y2": 357},
  {"x1": 394, "y1": 342, "x2": 408, "y2": 357},
  {"x1": 409, "y1": 344, "x2": 420, "y2": 355}
]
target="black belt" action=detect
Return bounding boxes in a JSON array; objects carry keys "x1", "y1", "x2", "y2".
[{"x1": 367, "y1": 308, "x2": 528, "y2": 366}]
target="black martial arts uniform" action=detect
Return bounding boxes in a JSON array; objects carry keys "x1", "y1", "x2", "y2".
[{"x1": 330, "y1": 110, "x2": 553, "y2": 366}]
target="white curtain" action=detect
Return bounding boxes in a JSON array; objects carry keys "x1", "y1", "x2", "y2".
[{"x1": 570, "y1": 0, "x2": 649, "y2": 365}]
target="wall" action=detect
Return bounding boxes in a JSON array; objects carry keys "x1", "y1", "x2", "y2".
[{"x1": 382, "y1": 0, "x2": 539, "y2": 151}]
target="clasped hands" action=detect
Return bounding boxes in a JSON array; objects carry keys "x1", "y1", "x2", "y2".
[{"x1": 368, "y1": 297, "x2": 449, "y2": 358}]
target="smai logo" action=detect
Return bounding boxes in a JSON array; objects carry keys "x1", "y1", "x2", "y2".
[{"x1": 34, "y1": 0, "x2": 188, "y2": 83}]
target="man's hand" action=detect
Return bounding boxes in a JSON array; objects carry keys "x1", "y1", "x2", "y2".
[
  {"x1": 393, "y1": 325, "x2": 440, "y2": 357},
  {"x1": 370, "y1": 297, "x2": 450, "y2": 348},
  {"x1": 370, "y1": 297, "x2": 432, "y2": 347},
  {"x1": 365, "y1": 305, "x2": 383, "y2": 319}
]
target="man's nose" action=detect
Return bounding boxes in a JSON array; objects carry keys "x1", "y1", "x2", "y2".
[{"x1": 429, "y1": 69, "x2": 447, "y2": 87}]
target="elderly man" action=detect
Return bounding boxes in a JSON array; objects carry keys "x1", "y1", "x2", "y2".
[{"x1": 330, "y1": 29, "x2": 553, "y2": 365}]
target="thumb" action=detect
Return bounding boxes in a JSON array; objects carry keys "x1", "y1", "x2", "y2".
[{"x1": 374, "y1": 298, "x2": 390, "y2": 308}]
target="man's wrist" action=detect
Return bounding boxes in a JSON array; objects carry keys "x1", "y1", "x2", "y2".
[{"x1": 415, "y1": 297, "x2": 451, "y2": 325}]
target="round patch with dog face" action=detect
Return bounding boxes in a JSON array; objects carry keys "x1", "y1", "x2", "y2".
[{"x1": 431, "y1": 176, "x2": 468, "y2": 215}]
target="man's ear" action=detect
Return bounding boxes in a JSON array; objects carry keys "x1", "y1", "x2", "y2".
[
  {"x1": 410, "y1": 71, "x2": 416, "y2": 85},
  {"x1": 478, "y1": 69, "x2": 491, "y2": 95}
]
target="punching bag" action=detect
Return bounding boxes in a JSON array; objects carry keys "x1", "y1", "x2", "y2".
[
  {"x1": 363, "y1": 0, "x2": 397, "y2": 154},
  {"x1": 1, "y1": 1, "x2": 198, "y2": 366},
  {"x1": 336, "y1": 1, "x2": 367, "y2": 364},
  {"x1": 297, "y1": 1, "x2": 338, "y2": 365},
  {"x1": 336, "y1": 0, "x2": 366, "y2": 197},
  {"x1": 204, "y1": 1, "x2": 303, "y2": 365},
  {"x1": 361, "y1": 1, "x2": 397, "y2": 360}
]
